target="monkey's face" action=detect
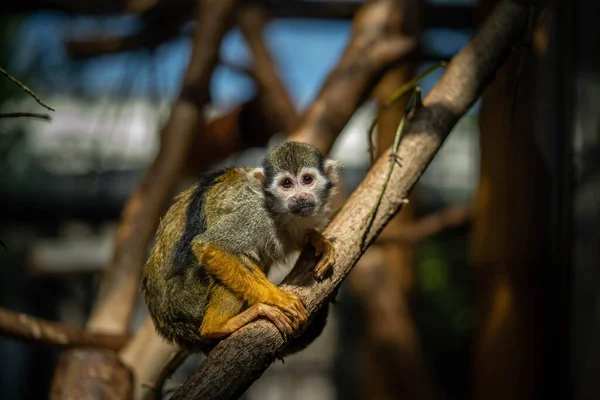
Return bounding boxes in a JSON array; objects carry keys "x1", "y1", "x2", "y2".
[
  {"x1": 273, "y1": 167, "x2": 324, "y2": 217},
  {"x1": 260, "y1": 141, "x2": 341, "y2": 220},
  {"x1": 265, "y1": 162, "x2": 339, "y2": 219}
]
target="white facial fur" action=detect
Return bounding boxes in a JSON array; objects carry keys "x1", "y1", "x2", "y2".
[{"x1": 266, "y1": 166, "x2": 327, "y2": 216}]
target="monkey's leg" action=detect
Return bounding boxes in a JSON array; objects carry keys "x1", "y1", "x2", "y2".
[
  {"x1": 200, "y1": 285, "x2": 295, "y2": 339},
  {"x1": 309, "y1": 229, "x2": 335, "y2": 281},
  {"x1": 192, "y1": 240, "x2": 308, "y2": 327}
]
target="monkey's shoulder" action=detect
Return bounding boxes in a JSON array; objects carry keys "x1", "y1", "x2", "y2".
[
  {"x1": 161, "y1": 167, "x2": 273, "y2": 277},
  {"x1": 201, "y1": 168, "x2": 266, "y2": 223}
]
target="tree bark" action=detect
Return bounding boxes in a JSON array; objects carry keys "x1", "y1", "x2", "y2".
[{"x1": 171, "y1": 2, "x2": 534, "y2": 398}]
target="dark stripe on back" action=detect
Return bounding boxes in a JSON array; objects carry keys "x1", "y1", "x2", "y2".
[{"x1": 167, "y1": 168, "x2": 229, "y2": 278}]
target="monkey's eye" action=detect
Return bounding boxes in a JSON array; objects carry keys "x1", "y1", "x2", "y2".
[
  {"x1": 302, "y1": 175, "x2": 314, "y2": 185},
  {"x1": 281, "y1": 178, "x2": 293, "y2": 189}
]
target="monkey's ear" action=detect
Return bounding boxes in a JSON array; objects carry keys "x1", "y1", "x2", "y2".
[
  {"x1": 324, "y1": 159, "x2": 341, "y2": 182},
  {"x1": 252, "y1": 167, "x2": 266, "y2": 188}
]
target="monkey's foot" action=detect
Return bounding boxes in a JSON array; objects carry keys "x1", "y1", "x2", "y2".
[
  {"x1": 200, "y1": 302, "x2": 296, "y2": 339},
  {"x1": 255, "y1": 303, "x2": 296, "y2": 335},
  {"x1": 309, "y1": 230, "x2": 335, "y2": 281},
  {"x1": 268, "y1": 289, "x2": 308, "y2": 331}
]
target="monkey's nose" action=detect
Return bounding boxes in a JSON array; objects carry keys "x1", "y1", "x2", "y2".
[
  {"x1": 289, "y1": 198, "x2": 316, "y2": 216},
  {"x1": 292, "y1": 193, "x2": 311, "y2": 201}
]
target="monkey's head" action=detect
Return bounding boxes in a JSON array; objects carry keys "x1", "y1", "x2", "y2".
[{"x1": 257, "y1": 142, "x2": 341, "y2": 220}]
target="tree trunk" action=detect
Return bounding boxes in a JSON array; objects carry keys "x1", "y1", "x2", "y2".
[{"x1": 470, "y1": 1, "x2": 549, "y2": 399}]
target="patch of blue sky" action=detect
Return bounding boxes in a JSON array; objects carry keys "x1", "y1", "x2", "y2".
[{"x1": 8, "y1": 8, "x2": 476, "y2": 115}]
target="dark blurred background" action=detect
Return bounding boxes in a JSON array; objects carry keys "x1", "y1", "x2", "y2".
[{"x1": 0, "y1": 0, "x2": 597, "y2": 399}]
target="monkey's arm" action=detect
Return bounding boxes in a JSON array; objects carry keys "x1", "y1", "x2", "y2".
[
  {"x1": 308, "y1": 230, "x2": 335, "y2": 281},
  {"x1": 191, "y1": 239, "x2": 307, "y2": 323}
]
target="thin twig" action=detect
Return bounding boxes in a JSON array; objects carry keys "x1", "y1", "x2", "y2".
[
  {"x1": 384, "y1": 61, "x2": 448, "y2": 107},
  {"x1": 367, "y1": 103, "x2": 380, "y2": 166},
  {"x1": 0, "y1": 67, "x2": 55, "y2": 112},
  {"x1": 367, "y1": 61, "x2": 447, "y2": 166},
  {"x1": 0, "y1": 112, "x2": 51, "y2": 120}
]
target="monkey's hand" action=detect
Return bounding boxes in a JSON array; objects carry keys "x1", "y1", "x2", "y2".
[
  {"x1": 265, "y1": 289, "x2": 308, "y2": 333},
  {"x1": 309, "y1": 230, "x2": 335, "y2": 281}
]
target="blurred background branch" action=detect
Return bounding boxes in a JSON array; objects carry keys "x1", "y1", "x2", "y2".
[{"x1": 0, "y1": 307, "x2": 130, "y2": 350}]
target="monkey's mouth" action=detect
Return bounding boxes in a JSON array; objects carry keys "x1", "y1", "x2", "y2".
[{"x1": 289, "y1": 200, "x2": 316, "y2": 216}]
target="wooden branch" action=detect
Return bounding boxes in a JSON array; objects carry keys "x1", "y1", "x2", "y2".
[
  {"x1": 171, "y1": 1, "x2": 534, "y2": 398},
  {"x1": 120, "y1": 319, "x2": 180, "y2": 400},
  {"x1": 49, "y1": 0, "x2": 239, "y2": 397},
  {"x1": 141, "y1": 349, "x2": 189, "y2": 400},
  {"x1": 0, "y1": 307, "x2": 129, "y2": 350},
  {"x1": 288, "y1": 0, "x2": 418, "y2": 154},
  {"x1": 86, "y1": 0, "x2": 239, "y2": 336},
  {"x1": 352, "y1": 1, "x2": 440, "y2": 393},
  {"x1": 238, "y1": 3, "x2": 300, "y2": 134},
  {"x1": 186, "y1": 96, "x2": 279, "y2": 175},
  {"x1": 120, "y1": 100, "x2": 279, "y2": 400},
  {"x1": 376, "y1": 203, "x2": 474, "y2": 244}
]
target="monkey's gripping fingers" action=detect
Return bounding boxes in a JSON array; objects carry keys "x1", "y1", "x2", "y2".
[
  {"x1": 309, "y1": 230, "x2": 335, "y2": 281},
  {"x1": 267, "y1": 289, "x2": 308, "y2": 331},
  {"x1": 256, "y1": 303, "x2": 295, "y2": 335}
]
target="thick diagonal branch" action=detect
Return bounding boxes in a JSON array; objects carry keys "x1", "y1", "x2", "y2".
[
  {"x1": 0, "y1": 307, "x2": 129, "y2": 350},
  {"x1": 171, "y1": 1, "x2": 534, "y2": 398}
]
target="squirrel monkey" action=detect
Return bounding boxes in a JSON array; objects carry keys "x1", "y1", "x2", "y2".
[{"x1": 142, "y1": 142, "x2": 340, "y2": 353}]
